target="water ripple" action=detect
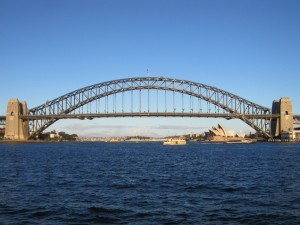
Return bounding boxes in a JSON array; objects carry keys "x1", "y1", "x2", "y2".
[{"x1": 0, "y1": 142, "x2": 300, "y2": 224}]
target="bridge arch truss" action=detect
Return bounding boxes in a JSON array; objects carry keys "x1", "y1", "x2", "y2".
[{"x1": 28, "y1": 76, "x2": 271, "y2": 139}]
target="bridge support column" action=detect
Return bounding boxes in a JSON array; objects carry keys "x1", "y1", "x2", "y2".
[
  {"x1": 271, "y1": 97, "x2": 293, "y2": 139},
  {"x1": 4, "y1": 98, "x2": 29, "y2": 141}
]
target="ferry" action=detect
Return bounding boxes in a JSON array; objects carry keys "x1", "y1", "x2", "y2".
[
  {"x1": 226, "y1": 139, "x2": 257, "y2": 144},
  {"x1": 163, "y1": 138, "x2": 186, "y2": 145}
]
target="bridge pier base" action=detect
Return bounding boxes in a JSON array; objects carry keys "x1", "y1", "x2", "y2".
[
  {"x1": 4, "y1": 98, "x2": 29, "y2": 141},
  {"x1": 271, "y1": 97, "x2": 294, "y2": 139}
]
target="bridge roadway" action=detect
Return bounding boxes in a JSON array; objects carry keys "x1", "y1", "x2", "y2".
[
  {"x1": 1, "y1": 113, "x2": 300, "y2": 122},
  {"x1": 20, "y1": 112, "x2": 281, "y2": 120}
]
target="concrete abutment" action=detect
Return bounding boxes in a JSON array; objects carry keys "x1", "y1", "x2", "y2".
[
  {"x1": 4, "y1": 98, "x2": 29, "y2": 140},
  {"x1": 271, "y1": 97, "x2": 294, "y2": 139}
]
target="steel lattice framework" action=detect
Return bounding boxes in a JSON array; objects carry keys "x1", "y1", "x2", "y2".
[{"x1": 27, "y1": 76, "x2": 272, "y2": 139}]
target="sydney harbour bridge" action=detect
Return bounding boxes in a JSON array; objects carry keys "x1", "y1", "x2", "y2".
[{"x1": 0, "y1": 76, "x2": 299, "y2": 140}]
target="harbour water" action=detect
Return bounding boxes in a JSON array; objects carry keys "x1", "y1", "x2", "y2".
[{"x1": 0, "y1": 141, "x2": 300, "y2": 224}]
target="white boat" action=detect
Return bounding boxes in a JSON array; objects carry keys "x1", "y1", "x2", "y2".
[
  {"x1": 163, "y1": 138, "x2": 186, "y2": 145},
  {"x1": 109, "y1": 138, "x2": 119, "y2": 142},
  {"x1": 226, "y1": 139, "x2": 257, "y2": 144}
]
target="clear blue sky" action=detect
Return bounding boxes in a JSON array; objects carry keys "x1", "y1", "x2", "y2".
[{"x1": 1, "y1": 0, "x2": 299, "y2": 136}]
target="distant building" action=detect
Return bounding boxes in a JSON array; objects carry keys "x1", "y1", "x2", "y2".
[
  {"x1": 190, "y1": 132, "x2": 193, "y2": 138},
  {"x1": 50, "y1": 133, "x2": 59, "y2": 139},
  {"x1": 189, "y1": 132, "x2": 202, "y2": 138},
  {"x1": 281, "y1": 130, "x2": 300, "y2": 141},
  {"x1": 295, "y1": 130, "x2": 300, "y2": 141}
]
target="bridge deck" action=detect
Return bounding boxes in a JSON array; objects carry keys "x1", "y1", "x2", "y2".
[
  {"x1": 2, "y1": 113, "x2": 300, "y2": 120},
  {"x1": 294, "y1": 115, "x2": 300, "y2": 120},
  {"x1": 1, "y1": 113, "x2": 299, "y2": 124},
  {"x1": 19, "y1": 112, "x2": 280, "y2": 120}
]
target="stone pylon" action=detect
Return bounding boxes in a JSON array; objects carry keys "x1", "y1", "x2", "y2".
[
  {"x1": 4, "y1": 98, "x2": 29, "y2": 140},
  {"x1": 271, "y1": 97, "x2": 293, "y2": 138}
]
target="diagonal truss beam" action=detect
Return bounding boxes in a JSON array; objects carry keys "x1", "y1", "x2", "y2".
[{"x1": 27, "y1": 76, "x2": 272, "y2": 139}]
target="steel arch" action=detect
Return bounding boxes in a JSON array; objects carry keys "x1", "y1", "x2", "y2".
[{"x1": 28, "y1": 76, "x2": 271, "y2": 139}]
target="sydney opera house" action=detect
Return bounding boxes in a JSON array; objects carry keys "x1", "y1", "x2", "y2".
[{"x1": 204, "y1": 124, "x2": 242, "y2": 141}]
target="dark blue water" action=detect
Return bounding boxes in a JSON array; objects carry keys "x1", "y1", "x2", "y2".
[{"x1": 0, "y1": 142, "x2": 300, "y2": 224}]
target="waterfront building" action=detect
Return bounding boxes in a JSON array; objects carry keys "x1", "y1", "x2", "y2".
[
  {"x1": 281, "y1": 130, "x2": 300, "y2": 141},
  {"x1": 204, "y1": 124, "x2": 244, "y2": 141}
]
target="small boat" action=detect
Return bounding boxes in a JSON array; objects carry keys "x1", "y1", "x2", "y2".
[
  {"x1": 163, "y1": 138, "x2": 186, "y2": 145},
  {"x1": 109, "y1": 138, "x2": 119, "y2": 142},
  {"x1": 226, "y1": 139, "x2": 257, "y2": 144}
]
